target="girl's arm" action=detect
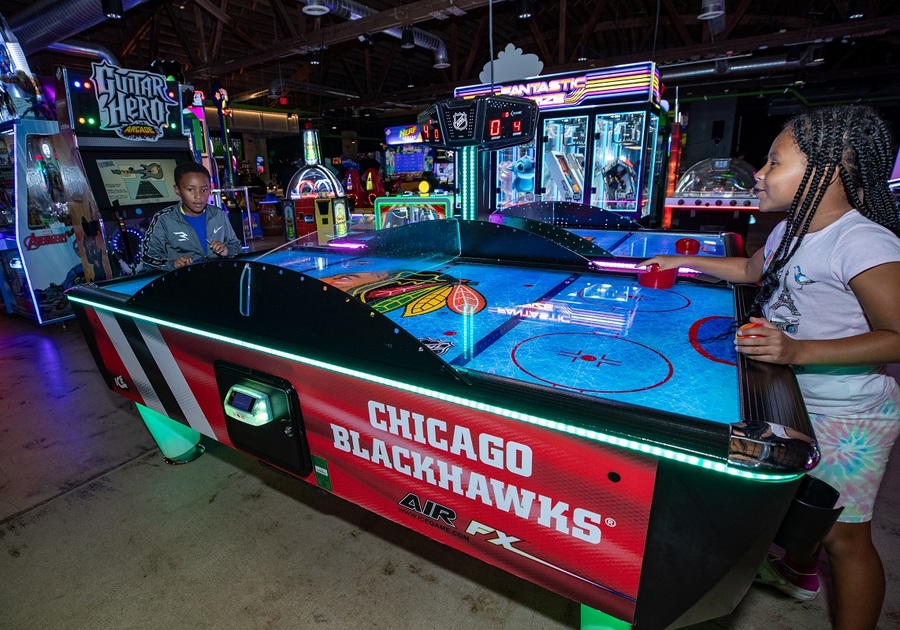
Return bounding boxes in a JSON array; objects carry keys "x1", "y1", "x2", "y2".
[
  {"x1": 736, "y1": 262, "x2": 900, "y2": 366},
  {"x1": 641, "y1": 247, "x2": 766, "y2": 285}
]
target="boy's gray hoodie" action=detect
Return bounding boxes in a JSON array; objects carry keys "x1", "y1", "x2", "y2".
[{"x1": 140, "y1": 203, "x2": 243, "y2": 271}]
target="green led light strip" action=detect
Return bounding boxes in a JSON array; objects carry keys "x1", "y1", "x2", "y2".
[
  {"x1": 70, "y1": 293, "x2": 801, "y2": 483},
  {"x1": 458, "y1": 145, "x2": 478, "y2": 221}
]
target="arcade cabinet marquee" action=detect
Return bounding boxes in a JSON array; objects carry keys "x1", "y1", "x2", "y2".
[{"x1": 55, "y1": 61, "x2": 195, "y2": 276}]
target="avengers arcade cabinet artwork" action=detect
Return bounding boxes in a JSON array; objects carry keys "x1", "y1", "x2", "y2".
[
  {"x1": 663, "y1": 157, "x2": 760, "y2": 241},
  {"x1": 0, "y1": 14, "x2": 90, "y2": 324},
  {"x1": 55, "y1": 61, "x2": 194, "y2": 276},
  {"x1": 450, "y1": 63, "x2": 664, "y2": 224}
]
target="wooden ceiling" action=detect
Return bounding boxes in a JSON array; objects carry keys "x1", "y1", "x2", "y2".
[{"x1": 5, "y1": 0, "x2": 900, "y2": 130}]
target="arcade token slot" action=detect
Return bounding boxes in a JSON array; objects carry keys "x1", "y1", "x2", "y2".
[{"x1": 215, "y1": 361, "x2": 312, "y2": 476}]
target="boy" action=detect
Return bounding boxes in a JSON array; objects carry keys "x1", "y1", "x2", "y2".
[{"x1": 140, "y1": 162, "x2": 242, "y2": 271}]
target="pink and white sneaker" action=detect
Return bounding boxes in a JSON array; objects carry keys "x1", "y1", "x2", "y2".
[{"x1": 754, "y1": 552, "x2": 820, "y2": 601}]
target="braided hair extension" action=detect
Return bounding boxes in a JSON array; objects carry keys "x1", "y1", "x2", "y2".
[{"x1": 750, "y1": 105, "x2": 898, "y2": 317}]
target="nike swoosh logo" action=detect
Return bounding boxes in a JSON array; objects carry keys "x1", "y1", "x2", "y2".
[{"x1": 213, "y1": 226, "x2": 223, "y2": 234}]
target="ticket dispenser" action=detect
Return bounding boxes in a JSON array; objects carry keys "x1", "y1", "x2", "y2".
[
  {"x1": 215, "y1": 361, "x2": 312, "y2": 476},
  {"x1": 314, "y1": 196, "x2": 350, "y2": 245}
]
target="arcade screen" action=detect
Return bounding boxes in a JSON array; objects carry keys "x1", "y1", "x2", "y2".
[
  {"x1": 93, "y1": 158, "x2": 181, "y2": 207},
  {"x1": 80, "y1": 148, "x2": 194, "y2": 214},
  {"x1": 385, "y1": 146, "x2": 433, "y2": 178}
]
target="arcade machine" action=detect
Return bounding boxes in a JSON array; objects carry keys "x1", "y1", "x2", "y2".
[
  {"x1": 372, "y1": 181, "x2": 453, "y2": 230},
  {"x1": 342, "y1": 158, "x2": 385, "y2": 212},
  {"x1": 55, "y1": 61, "x2": 195, "y2": 276},
  {"x1": 663, "y1": 156, "x2": 759, "y2": 241},
  {"x1": 383, "y1": 123, "x2": 435, "y2": 193},
  {"x1": 0, "y1": 15, "x2": 98, "y2": 324},
  {"x1": 283, "y1": 123, "x2": 348, "y2": 245},
  {"x1": 183, "y1": 88, "x2": 219, "y2": 190},
  {"x1": 448, "y1": 63, "x2": 665, "y2": 225}
]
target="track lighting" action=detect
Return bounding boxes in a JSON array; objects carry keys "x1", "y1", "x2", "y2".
[
  {"x1": 516, "y1": 0, "x2": 533, "y2": 19},
  {"x1": 697, "y1": 0, "x2": 724, "y2": 20},
  {"x1": 400, "y1": 26, "x2": 415, "y2": 50},
  {"x1": 101, "y1": 0, "x2": 123, "y2": 20},
  {"x1": 302, "y1": 0, "x2": 330, "y2": 17}
]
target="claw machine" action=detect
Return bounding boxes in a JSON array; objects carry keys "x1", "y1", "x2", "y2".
[{"x1": 453, "y1": 62, "x2": 665, "y2": 224}]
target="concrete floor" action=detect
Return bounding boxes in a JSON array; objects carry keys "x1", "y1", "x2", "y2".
[{"x1": 1, "y1": 229, "x2": 899, "y2": 629}]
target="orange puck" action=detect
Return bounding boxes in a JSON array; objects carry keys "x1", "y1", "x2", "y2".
[{"x1": 738, "y1": 322, "x2": 764, "y2": 338}]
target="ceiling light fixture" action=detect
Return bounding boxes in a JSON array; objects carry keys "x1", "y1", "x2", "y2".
[
  {"x1": 847, "y1": 0, "x2": 865, "y2": 19},
  {"x1": 516, "y1": 0, "x2": 533, "y2": 19},
  {"x1": 302, "y1": 0, "x2": 330, "y2": 17},
  {"x1": 400, "y1": 26, "x2": 415, "y2": 50},
  {"x1": 101, "y1": 0, "x2": 124, "y2": 20},
  {"x1": 697, "y1": 0, "x2": 724, "y2": 20}
]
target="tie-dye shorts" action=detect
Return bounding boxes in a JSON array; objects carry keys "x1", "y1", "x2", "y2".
[{"x1": 806, "y1": 384, "x2": 900, "y2": 523}]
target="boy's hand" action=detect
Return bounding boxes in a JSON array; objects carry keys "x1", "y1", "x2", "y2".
[
  {"x1": 173, "y1": 255, "x2": 194, "y2": 268},
  {"x1": 208, "y1": 240, "x2": 227, "y2": 256}
]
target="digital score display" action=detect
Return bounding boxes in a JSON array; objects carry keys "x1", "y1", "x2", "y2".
[
  {"x1": 418, "y1": 95, "x2": 538, "y2": 150},
  {"x1": 479, "y1": 95, "x2": 539, "y2": 149},
  {"x1": 419, "y1": 98, "x2": 478, "y2": 148}
]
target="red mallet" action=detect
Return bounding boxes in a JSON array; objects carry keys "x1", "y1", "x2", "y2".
[
  {"x1": 638, "y1": 263, "x2": 677, "y2": 289},
  {"x1": 737, "y1": 322, "x2": 765, "y2": 338},
  {"x1": 675, "y1": 238, "x2": 701, "y2": 255}
]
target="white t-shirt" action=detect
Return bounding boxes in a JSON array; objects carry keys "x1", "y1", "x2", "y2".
[{"x1": 762, "y1": 210, "x2": 900, "y2": 415}]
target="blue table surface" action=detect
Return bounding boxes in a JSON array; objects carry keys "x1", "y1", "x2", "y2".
[
  {"x1": 105, "y1": 246, "x2": 739, "y2": 425},
  {"x1": 567, "y1": 229, "x2": 727, "y2": 258}
]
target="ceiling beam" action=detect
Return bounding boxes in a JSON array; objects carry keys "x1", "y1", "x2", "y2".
[
  {"x1": 164, "y1": 3, "x2": 201, "y2": 68},
  {"x1": 268, "y1": 0, "x2": 298, "y2": 39},
  {"x1": 192, "y1": 0, "x2": 267, "y2": 52},
  {"x1": 662, "y1": 0, "x2": 693, "y2": 47},
  {"x1": 319, "y1": 14, "x2": 900, "y2": 112},
  {"x1": 209, "y1": 0, "x2": 229, "y2": 61},
  {"x1": 193, "y1": 2, "x2": 210, "y2": 64},
  {"x1": 193, "y1": 0, "x2": 506, "y2": 77},
  {"x1": 557, "y1": 0, "x2": 566, "y2": 65},
  {"x1": 567, "y1": 1, "x2": 607, "y2": 64}
]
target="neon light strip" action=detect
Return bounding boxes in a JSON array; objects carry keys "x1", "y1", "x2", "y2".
[
  {"x1": 327, "y1": 241, "x2": 367, "y2": 250},
  {"x1": 458, "y1": 146, "x2": 477, "y2": 221},
  {"x1": 70, "y1": 293, "x2": 800, "y2": 483},
  {"x1": 454, "y1": 64, "x2": 659, "y2": 109},
  {"x1": 589, "y1": 260, "x2": 702, "y2": 276}
]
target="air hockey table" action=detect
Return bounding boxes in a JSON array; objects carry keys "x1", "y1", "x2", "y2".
[{"x1": 67, "y1": 219, "x2": 817, "y2": 630}]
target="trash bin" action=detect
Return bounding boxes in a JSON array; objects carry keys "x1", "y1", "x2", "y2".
[{"x1": 773, "y1": 475, "x2": 843, "y2": 556}]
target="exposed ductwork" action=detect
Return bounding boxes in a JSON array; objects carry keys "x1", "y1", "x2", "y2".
[
  {"x1": 296, "y1": 0, "x2": 450, "y2": 69},
  {"x1": 47, "y1": 39, "x2": 120, "y2": 65},
  {"x1": 659, "y1": 46, "x2": 825, "y2": 83},
  {"x1": 9, "y1": 0, "x2": 149, "y2": 56},
  {"x1": 269, "y1": 78, "x2": 359, "y2": 101}
]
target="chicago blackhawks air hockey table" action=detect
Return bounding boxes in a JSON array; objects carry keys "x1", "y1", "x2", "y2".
[{"x1": 67, "y1": 220, "x2": 817, "y2": 629}]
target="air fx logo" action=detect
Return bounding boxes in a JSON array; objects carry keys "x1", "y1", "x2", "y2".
[
  {"x1": 466, "y1": 520, "x2": 606, "y2": 589},
  {"x1": 398, "y1": 492, "x2": 457, "y2": 526}
]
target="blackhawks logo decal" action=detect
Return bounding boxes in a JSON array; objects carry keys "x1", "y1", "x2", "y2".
[{"x1": 325, "y1": 271, "x2": 486, "y2": 317}]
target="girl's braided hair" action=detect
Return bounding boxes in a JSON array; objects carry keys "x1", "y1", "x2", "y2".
[{"x1": 752, "y1": 104, "x2": 899, "y2": 315}]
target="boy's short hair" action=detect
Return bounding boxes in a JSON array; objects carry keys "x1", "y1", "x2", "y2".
[{"x1": 174, "y1": 161, "x2": 211, "y2": 185}]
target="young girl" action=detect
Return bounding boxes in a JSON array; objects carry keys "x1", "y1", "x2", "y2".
[{"x1": 642, "y1": 104, "x2": 900, "y2": 630}]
